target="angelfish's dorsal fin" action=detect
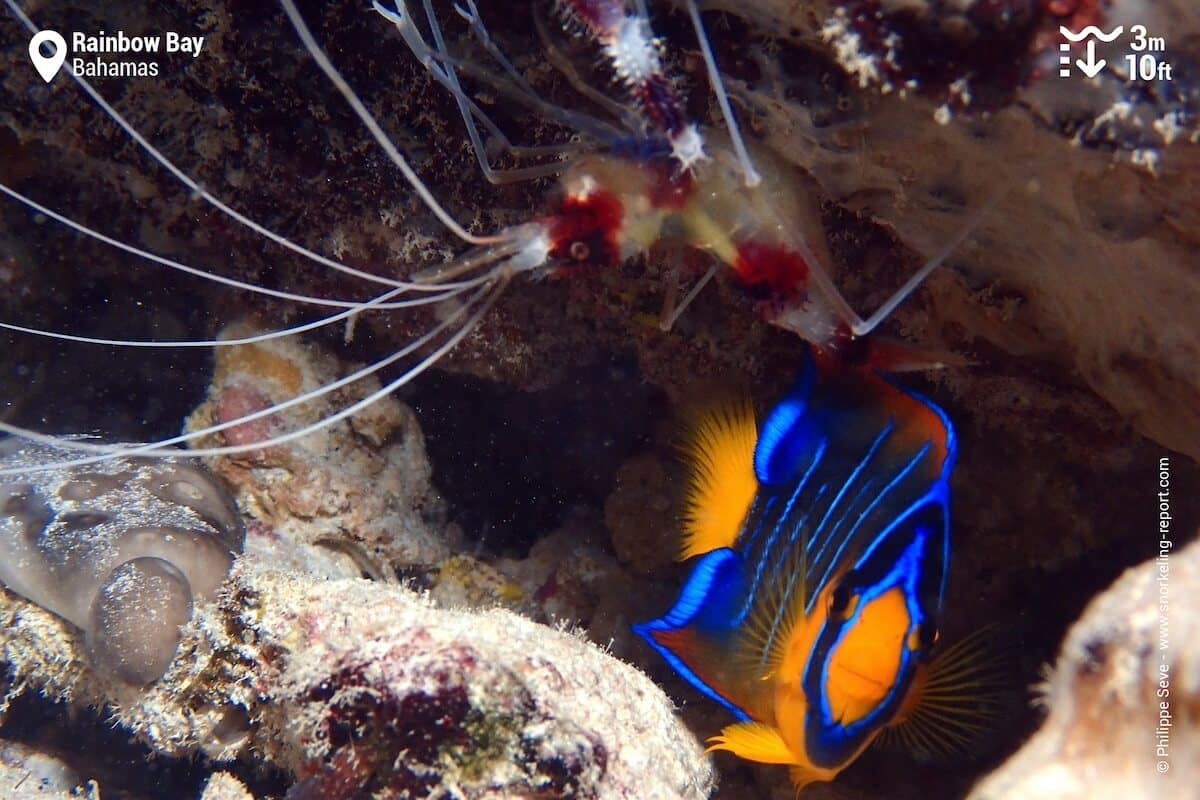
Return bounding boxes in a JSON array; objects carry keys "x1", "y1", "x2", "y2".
[{"x1": 678, "y1": 394, "x2": 758, "y2": 560}]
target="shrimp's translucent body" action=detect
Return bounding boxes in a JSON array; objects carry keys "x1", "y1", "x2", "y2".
[{"x1": 526, "y1": 137, "x2": 994, "y2": 369}]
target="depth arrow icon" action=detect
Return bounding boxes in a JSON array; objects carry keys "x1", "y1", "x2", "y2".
[{"x1": 1076, "y1": 40, "x2": 1106, "y2": 78}]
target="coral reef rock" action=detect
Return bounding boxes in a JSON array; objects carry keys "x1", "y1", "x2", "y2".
[
  {"x1": 0, "y1": 740, "x2": 93, "y2": 800},
  {"x1": 2, "y1": 557, "x2": 714, "y2": 799},
  {"x1": 971, "y1": 536, "x2": 1200, "y2": 800},
  {"x1": 185, "y1": 323, "x2": 451, "y2": 572}
]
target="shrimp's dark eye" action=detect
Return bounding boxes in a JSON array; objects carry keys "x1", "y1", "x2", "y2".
[{"x1": 569, "y1": 241, "x2": 590, "y2": 262}]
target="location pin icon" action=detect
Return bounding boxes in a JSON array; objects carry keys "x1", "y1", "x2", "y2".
[{"x1": 29, "y1": 30, "x2": 67, "y2": 83}]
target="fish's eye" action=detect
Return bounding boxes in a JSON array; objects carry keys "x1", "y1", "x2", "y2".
[
  {"x1": 911, "y1": 624, "x2": 940, "y2": 655},
  {"x1": 569, "y1": 241, "x2": 591, "y2": 262},
  {"x1": 828, "y1": 580, "x2": 854, "y2": 619}
]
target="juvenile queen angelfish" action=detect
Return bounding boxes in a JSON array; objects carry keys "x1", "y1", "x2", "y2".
[{"x1": 635, "y1": 351, "x2": 993, "y2": 793}]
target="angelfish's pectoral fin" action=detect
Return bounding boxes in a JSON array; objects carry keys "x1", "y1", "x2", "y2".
[
  {"x1": 678, "y1": 393, "x2": 759, "y2": 560},
  {"x1": 883, "y1": 626, "x2": 1009, "y2": 760},
  {"x1": 706, "y1": 721, "x2": 795, "y2": 765}
]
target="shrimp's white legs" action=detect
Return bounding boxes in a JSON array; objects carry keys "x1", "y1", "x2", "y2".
[
  {"x1": 458, "y1": 0, "x2": 637, "y2": 137},
  {"x1": 453, "y1": 0, "x2": 538, "y2": 97},
  {"x1": 0, "y1": 278, "x2": 505, "y2": 473},
  {"x1": 683, "y1": 0, "x2": 762, "y2": 187},
  {"x1": 848, "y1": 187, "x2": 1006, "y2": 338},
  {"x1": 659, "y1": 258, "x2": 718, "y2": 332},
  {"x1": 278, "y1": 0, "x2": 506, "y2": 246},
  {"x1": 372, "y1": 1, "x2": 609, "y2": 183},
  {"x1": 419, "y1": 0, "x2": 564, "y2": 184}
]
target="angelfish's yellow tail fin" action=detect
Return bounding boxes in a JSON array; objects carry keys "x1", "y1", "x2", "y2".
[
  {"x1": 884, "y1": 625, "x2": 1010, "y2": 759},
  {"x1": 678, "y1": 395, "x2": 758, "y2": 560}
]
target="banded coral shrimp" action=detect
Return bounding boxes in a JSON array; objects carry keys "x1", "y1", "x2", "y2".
[{"x1": 0, "y1": 0, "x2": 1003, "y2": 481}]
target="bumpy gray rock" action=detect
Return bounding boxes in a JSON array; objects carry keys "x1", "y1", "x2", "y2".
[{"x1": 0, "y1": 440, "x2": 243, "y2": 683}]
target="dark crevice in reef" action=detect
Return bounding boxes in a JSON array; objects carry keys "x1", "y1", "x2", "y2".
[
  {"x1": 407, "y1": 355, "x2": 666, "y2": 556},
  {"x1": 0, "y1": 684, "x2": 290, "y2": 800}
]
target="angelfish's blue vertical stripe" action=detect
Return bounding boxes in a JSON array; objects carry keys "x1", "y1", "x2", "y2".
[
  {"x1": 803, "y1": 421, "x2": 895, "y2": 590},
  {"x1": 806, "y1": 477, "x2": 876, "y2": 590},
  {"x1": 810, "y1": 443, "x2": 933, "y2": 602},
  {"x1": 737, "y1": 440, "x2": 826, "y2": 624}
]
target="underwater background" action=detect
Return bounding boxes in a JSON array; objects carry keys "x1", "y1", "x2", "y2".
[{"x1": 1, "y1": 0, "x2": 1199, "y2": 798}]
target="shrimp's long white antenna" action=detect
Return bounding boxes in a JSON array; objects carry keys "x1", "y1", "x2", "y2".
[
  {"x1": 3, "y1": 0, "x2": 492, "y2": 283},
  {"x1": 0, "y1": 275, "x2": 476, "y2": 349},
  {"x1": 0, "y1": 279, "x2": 504, "y2": 472},
  {"x1": 0, "y1": 180, "x2": 480, "y2": 309},
  {"x1": 277, "y1": 0, "x2": 505, "y2": 245},
  {"x1": 683, "y1": 0, "x2": 761, "y2": 187}
]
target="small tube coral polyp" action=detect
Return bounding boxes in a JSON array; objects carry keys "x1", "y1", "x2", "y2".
[{"x1": 0, "y1": 440, "x2": 244, "y2": 684}]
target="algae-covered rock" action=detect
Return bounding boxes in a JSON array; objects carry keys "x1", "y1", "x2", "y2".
[{"x1": 1, "y1": 557, "x2": 714, "y2": 799}]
